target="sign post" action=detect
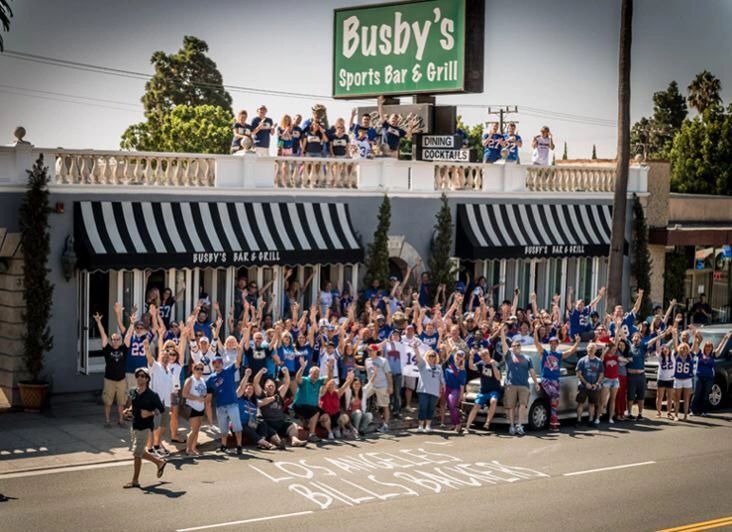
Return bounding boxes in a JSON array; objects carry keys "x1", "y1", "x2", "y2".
[{"x1": 332, "y1": 0, "x2": 484, "y2": 99}]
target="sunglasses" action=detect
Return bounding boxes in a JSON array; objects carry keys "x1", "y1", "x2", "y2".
[{"x1": 193, "y1": 366, "x2": 204, "y2": 371}]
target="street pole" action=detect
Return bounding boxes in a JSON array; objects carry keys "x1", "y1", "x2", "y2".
[{"x1": 607, "y1": 0, "x2": 633, "y2": 310}]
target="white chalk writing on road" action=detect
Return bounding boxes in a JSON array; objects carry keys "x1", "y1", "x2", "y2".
[{"x1": 250, "y1": 448, "x2": 548, "y2": 510}]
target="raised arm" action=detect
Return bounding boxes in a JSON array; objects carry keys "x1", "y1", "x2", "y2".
[
  {"x1": 124, "y1": 309, "x2": 137, "y2": 348},
  {"x1": 562, "y1": 335, "x2": 582, "y2": 359},
  {"x1": 663, "y1": 299, "x2": 676, "y2": 325},
  {"x1": 93, "y1": 312, "x2": 108, "y2": 348},
  {"x1": 295, "y1": 356, "x2": 306, "y2": 385},
  {"x1": 113, "y1": 302, "x2": 126, "y2": 335},
  {"x1": 236, "y1": 368, "x2": 253, "y2": 398},
  {"x1": 715, "y1": 333, "x2": 731, "y2": 357},
  {"x1": 631, "y1": 289, "x2": 644, "y2": 315},
  {"x1": 278, "y1": 367, "x2": 290, "y2": 398},
  {"x1": 532, "y1": 320, "x2": 543, "y2": 353},
  {"x1": 589, "y1": 286, "x2": 606, "y2": 309},
  {"x1": 566, "y1": 287, "x2": 574, "y2": 313},
  {"x1": 252, "y1": 367, "x2": 267, "y2": 396},
  {"x1": 500, "y1": 325, "x2": 509, "y2": 355},
  {"x1": 338, "y1": 370, "x2": 355, "y2": 396}
]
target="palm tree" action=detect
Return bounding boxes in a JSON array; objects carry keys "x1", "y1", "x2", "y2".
[
  {"x1": 0, "y1": 0, "x2": 12, "y2": 52},
  {"x1": 607, "y1": 0, "x2": 633, "y2": 310},
  {"x1": 687, "y1": 70, "x2": 722, "y2": 114}
]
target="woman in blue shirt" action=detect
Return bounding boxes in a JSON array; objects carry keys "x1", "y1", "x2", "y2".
[
  {"x1": 440, "y1": 351, "x2": 467, "y2": 433},
  {"x1": 692, "y1": 335, "x2": 729, "y2": 415}
]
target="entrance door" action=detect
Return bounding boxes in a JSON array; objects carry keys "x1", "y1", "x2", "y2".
[{"x1": 78, "y1": 271, "x2": 110, "y2": 374}]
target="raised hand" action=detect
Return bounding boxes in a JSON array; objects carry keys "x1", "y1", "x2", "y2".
[
  {"x1": 244, "y1": 368, "x2": 252, "y2": 378},
  {"x1": 93, "y1": 312, "x2": 103, "y2": 322}
]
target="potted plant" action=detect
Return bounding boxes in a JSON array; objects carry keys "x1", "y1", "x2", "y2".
[{"x1": 17, "y1": 155, "x2": 54, "y2": 411}]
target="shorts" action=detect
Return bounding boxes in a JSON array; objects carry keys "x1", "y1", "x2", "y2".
[
  {"x1": 576, "y1": 388, "x2": 602, "y2": 406},
  {"x1": 403, "y1": 376, "x2": 418, "y2": 391},
  {"x1": 153, "y1": 409, "x2": 170, "y2": 430},
  {"x1": 131, "y1": 429, "x2": 151, "y2": 458},
  {"x1": 627, "y1": 373, "x2": 646, "y2": 401},
  {"x1": 263, "y1": 419, "x2": 295, "y2": 438},
  {"x1": 373, "y1": 387, "x2": 390, "y2": 408},
  {"x1": 294, "y1": 404, "x2": 321, "y2": 420},
  {"x1": 189, "y1": 406, "x2": 205, "y2": 418},
  {"x1": 657, "y1": 380, "x2": 674, "y2": 389},
  {"x1": 602, "y1": 378, "x2": 620, "y2": 389},
  {"x1": 102, "y1": 378, "x2": 126, "y2": 406},
  {"x1": 503, "y1": 385, "x2": 530, "y2": 409},
  {"x1": 216, "y1": 403, "x2": 243, "y2": 434},
  {"x1": 674, "y1": 378, "x2": 693, "y2": 389},
  {"x1": 475, "y1": 390, "x2": 502, "y2": 406},
  {"x1": 254, "y1": 147, "x2": 270, "y2": 156}
]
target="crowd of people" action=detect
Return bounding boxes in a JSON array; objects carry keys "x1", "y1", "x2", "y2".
[
  {"x1": 229, "y1": 97, "x2": 555, "y2": 165},
  {"x1": 93, "y1": 268, "x2": 729, "y2": 487}
]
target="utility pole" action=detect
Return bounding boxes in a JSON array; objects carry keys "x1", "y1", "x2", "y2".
[{"x1": 486, "y1": 105, "x2": 519, "y2": 133}]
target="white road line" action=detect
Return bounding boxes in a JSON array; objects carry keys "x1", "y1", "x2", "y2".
[
  {"x1": 424, "y1": 441, "x2": 453, "y2": 446},
  {"x1": 0, "y1": 459, "x2": 132, "y2": 479},
  {"x1": 176, "y1": 511, "x2": 314, "y2": 532},
  {"x1": 562, "y1": 461, "x2": 656, "y2": 477}
]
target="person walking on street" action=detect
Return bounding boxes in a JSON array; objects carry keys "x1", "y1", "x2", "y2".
[{"x1": 123, "y1": 367, "x2": 167, "y2": 488}]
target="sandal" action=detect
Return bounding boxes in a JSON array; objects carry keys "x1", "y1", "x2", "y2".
[
  {"x1": 156, "y1": 461, "x2": 167, "y2": 479},
  {"x1": 123, "y1": 481, "x2": 140, "y2": 489}
]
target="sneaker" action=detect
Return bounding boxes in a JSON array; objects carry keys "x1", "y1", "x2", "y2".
[
  {"x1": 236, "y1": 446, "x2": 243, "y2": 455},
  {"x1": 104, "y1": 421, "x2": 112, "y2": 428},
  {"x1": 377, "y1": 424, "x2": 389, "y2": 433},
  {"x1": 416, "y1": 427, "x2": 424, "y2": 433},
  {"x1": 425, "y1": 425, "x2": 433, "y2": 433},
  {"x1": 509, "y1": 425, "x2": 517, "y2": 436},
  {"x1": 594, "y1": 418, "x2": 600, "y2": 426},
  {"x1": 333, "y1": 429, "x2": 342, "y2": 439},
  {"x1": 217, "y1": 445, "x2": 227, "y2": 453},
  {"x1": 609, "y1": 418, "x2": 615, "y2": 424},
  {"x1": 307, "y1": 433, "x2": 321, "y2": 443},
  {"x1": 516, "y1": 425, "x2": 525, "y2": 436},
  {"x1": 636, "y1": 415, "x2": 644, "y2": 421},
  {"x1": 327, "y1": 431, "x2": 335, "y2": 440}
]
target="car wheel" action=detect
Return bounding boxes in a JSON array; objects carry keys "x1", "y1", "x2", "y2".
[
  {"x1": 708, "y1": 380, "x2": 725, "y2": 408},
  {"x1": 528, "y1": 400, "x2": 549, "y2": 431}
]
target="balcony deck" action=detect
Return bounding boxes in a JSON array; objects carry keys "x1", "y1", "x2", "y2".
[{"x1": 0, "y1": 145, "x2": 648, "y2": 195}]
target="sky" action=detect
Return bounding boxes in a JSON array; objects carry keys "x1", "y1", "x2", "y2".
[{"x1": 0, "y1": 0, "x2": 730, "y2": 160}]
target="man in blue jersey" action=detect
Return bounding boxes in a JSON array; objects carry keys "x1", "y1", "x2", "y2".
[
  {"x1": 503, "y1": 122, "x2": 523, "y2": 163},
  {"x1": 207, "y1": 350, "x2": 245, "y2": 455},
  {"x1": 609, "y1": 289, "x2": 644, "y2": 338},
  {"x1": 466, "y1": 348, "x2": 503, "y2": 431},
  {"x1": 250, "y1": 105, "x2": 275, "y2": 156},
  {"x1": 567, "y1": 286, "x2": 606, "y2": 341},
  {"x1": 482, "y1": 122, "x2": 504, "y2": 163},
  {"x1": 349, "y1": 107, "x2": 377, "y2": 141}
]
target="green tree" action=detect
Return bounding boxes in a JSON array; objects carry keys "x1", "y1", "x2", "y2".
[
  {"x1": 0, "y1": 0, "x2": 12, "y2": 51},
  {"x1": 20, "y1": 156, "x2": 54, "y2": 383},
  {"x1": 630, "y1": 194, "x2": 653, "y2": 318},
  {"x1": 663, "y1": 250, "x2": 688, "y2": 306},
  {"x1": 122, "y1": 104, "x2": 233, "y2": 154},
  {"x1": 631, "y1": 81, "x2": 688, "y2": 159},
  {"x1": 121, "y1": 36, "x2": 232, "y2": 152},
  {"x1": 456, "y1": 115, "x2": 484, "y2": 159},
  {"x1": 363, "y1": 195, "x2": 391, "y2": 288},
  {"x1": 669, "y1": 105, "x2": 732, "y2": 196},
  {"x1": 562, "y1": 142, "x2": 568, "y2": 160},
  {"x1": 429, "y1": 193, "x2": 458, "y2": 293},
  {"x1": 687, "y1": 70, "x2": 722, "y2": 114},
  {"x1": 592, "y1": 144, "x2": 597, "y2": 159}
]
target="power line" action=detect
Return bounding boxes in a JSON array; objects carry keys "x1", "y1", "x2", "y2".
[
  {"x1": 0, "y1": 87, "x2": 141, "y2": 113},
  {"x1": 0, "y1": 83, "x2": 141, "y2": 108}
]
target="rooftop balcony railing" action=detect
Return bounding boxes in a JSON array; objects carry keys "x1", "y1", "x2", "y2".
[{"x1": 0, "y1": 144, "x2": 647, "y2": 194}]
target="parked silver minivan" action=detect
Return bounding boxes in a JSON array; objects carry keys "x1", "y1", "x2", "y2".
[{"x1": 461, "y1": 343, "x2": 588, "y2": 430}]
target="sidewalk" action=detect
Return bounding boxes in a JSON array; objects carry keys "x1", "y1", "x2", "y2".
[
  {"x1": 0, "y1": 393, "x2": 422, "y2": 475},
  {"x1": 0, "y1": 393, "x2": 220, "y2": 475}
]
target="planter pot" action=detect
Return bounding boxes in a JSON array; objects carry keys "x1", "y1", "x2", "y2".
[{"x1": 18, "y1": 381, "x2": 50, "y2": 412}]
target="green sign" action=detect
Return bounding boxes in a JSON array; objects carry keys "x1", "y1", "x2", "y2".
[{"x1": 333, "y1": 0, "x2": 476, "y2": 98}]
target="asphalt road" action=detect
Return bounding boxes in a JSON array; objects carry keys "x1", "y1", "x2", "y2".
[{"x1": 1, "y1": 412, "x2": 731, "y2": 532}]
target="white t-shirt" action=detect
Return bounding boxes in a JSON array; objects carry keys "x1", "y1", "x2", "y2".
[
  {"x1": 531, "y1": 135, "x2": 552, "y2": 166},
  {"x1": 187, "y1": 375, "x2": 207, "y2": 412},
  {"x1": 319, "y1": 349, "x2": 341, "y2": 384},
  {"x1": 150, "y1": 361, "x2": 177, "y2": 407},
  {"x1": 401, "y1": 336, "x2": 424, "y2": 378}
]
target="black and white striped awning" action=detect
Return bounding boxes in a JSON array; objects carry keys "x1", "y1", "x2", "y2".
[
  {"x1": 74, "y1": 201, "x2": 363, "y2": 269},
  {"x1": 456, "y1": 202, "x2": 613, "y2": 259}
]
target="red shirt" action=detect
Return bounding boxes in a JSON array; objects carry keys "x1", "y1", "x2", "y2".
[
  {"x1": 319, "y1": 391, "x2": 341, "y2": 415},
  {"x1": 603, "y1": 352, "x2": 620, "y2": 379}
]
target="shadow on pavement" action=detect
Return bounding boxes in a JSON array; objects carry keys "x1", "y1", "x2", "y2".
[{"x1": 139, "y1": 481, "x2": 186, "y2": 498}]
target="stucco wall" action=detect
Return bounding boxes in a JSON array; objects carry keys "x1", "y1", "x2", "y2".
[{"x1": 668, "y1": 193, "x2": 732, "y2": 224}]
